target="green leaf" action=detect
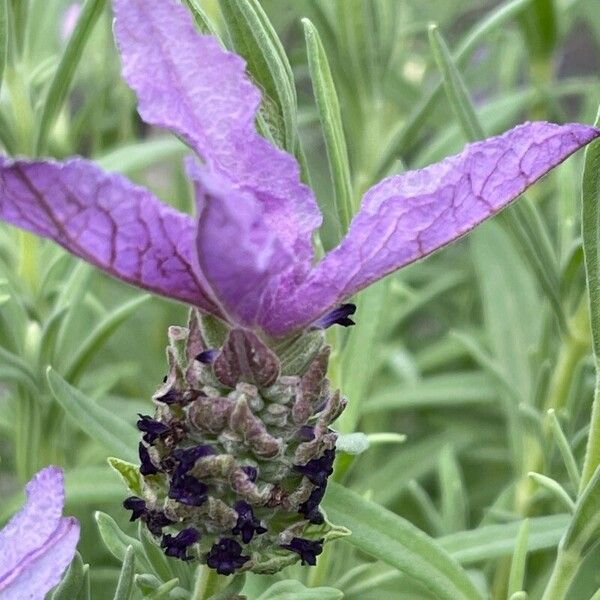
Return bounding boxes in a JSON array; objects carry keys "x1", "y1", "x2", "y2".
[
  {"x1": 364, "y1": 372, "x2": 496, "y2": 413},
  {"x1": 323, "y1": 482, "x2": 483, "y2": 600},
  {"x1": 64, "y1": 295, "x2": 151, "y2": 383},
  {"x1": 428, "y1": 24, "x2": 484, "y2": 142},
  {"x1": 113, "y1": 546, "x2": 135, "y2": 600},
  {"x1": 439, "y1": 447, "x2": 468, "y2": 533},
  {"x1": 139, "y1": 521, "x2": 175, "y2": 584},
  {"x1": 563, "y1": 466, "x2": 600, "y2": 553},
  {"x1": 371, "y1": 0, "x2": 533, "y2": 181},
  {"x1": 507, "y1": 519, "x2": 530, "y2": 598},
  {"x1": 335, "y1": 432, "x2": 369, "y2": 455},
  {"x1": 33, "y1": 0, "x2": 107, "y2": 154},
  {"x1": 0, "y1": 344, "x2": 38, "y2": 393},
  {"x1": 47, "y1": 367, "x2": 138, "y2": 462},
  {"x1": 96, "y1": 138, "x2": 187, "y2": 176},
  {"x1": 303, "y1": 17, "x2": 354, "y2": 238},
  {"x1": 95, "y1": 511, "x2": 154, "y2": 575},
  {"x1": 108, "y1": 457, "x2": 143, "y2": 496},
  {"x1": 581, "y1": 108, "x2": 600, "y2": 488},
  {"x1": 49, "y1": 552, "x2": 86, "y2": 600},
  {"x1": 527, "y1": 472, "x2": 575, "y2": 513},
  {"x1": 220, "y1": 0, "x2": 297, "y2": 152},
  {"x1": 547, "y1": 409, "x2": 581, "y2": 492},
  {"x1": 440, "y1": 514, "x2": 569, "y2": 564},
  {"x1": 338, "y1": 278, "x2": 389, "y2": 433},
  {"x1": 256, "y1": 580, "x2": 343, "y2": 600},
  {"x1": 0, "y1": 0, "x2": 7, "y2": 95}
]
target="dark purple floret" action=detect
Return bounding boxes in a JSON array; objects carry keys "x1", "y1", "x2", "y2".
[
  {"x1": 294, "y1": 448, "x2": 335, "y2": 487},
  {"x1": 232, "y1": 500, "x2": 267, "y2": 543},
  {"x1": 241, "y1": 465, "x2": 258, "y2": 482},
  {"x1": 195, "y1": 348, "x2": 219, "y2": 364},
  {"x1": 145, "y1": 510, "x2": 175, "y2": 536},
  {"x1": 137, "y1": 414, "x2": 170, "y2": 443},
  {"x1": 123, "y1": 496, "x2": 146, "y2": 521},
  {"x1": 296, "y1": 425, "x2": 315, "y2": 441},
  {"x1": 155, "y1": 388, "x2": 181, "y2": 404},
  {"x1": 206, "y1": 538, "x2": 250, "y2": 575},
  {"x1": 299, "y1": 485, "x2": 326, "y2": 524},
  {"x1": 281, "y1": 537, "x2": 324, "y2": 566},
  {"x1": 169, "y1": 474, "x2": 209, "y2": 506},
  {"x1": 139, "y1": 442, "x2": 159, "y2": 476},
  {"x1": 173, "y1": 444, "x2": 216, "y2": 477},
  {"x1": 313, "y1": 303, "x2": 356, "y2": 329},
  {"x1": 161, "y1": 528, "x2": 200, "y2": 560}
]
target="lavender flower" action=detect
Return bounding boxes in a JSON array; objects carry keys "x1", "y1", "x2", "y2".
[
  {"x1": 0, "y1": 467, "x2": 80, "y2": 599},
  {"x1": 0, "y1": 0, "x2": 598, "y2": 575}
]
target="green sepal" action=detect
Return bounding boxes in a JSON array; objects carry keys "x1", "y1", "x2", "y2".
[{"x1": 108, "y1": 457, "x2": 143, "y2": 496}]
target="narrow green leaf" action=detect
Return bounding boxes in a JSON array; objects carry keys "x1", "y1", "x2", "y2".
[
  {"x1": 507, "y1": 519, "x2": 530, "y2": 598},
  {"x1": 303, "y1": 17, "x2": 354, "y2": 237},
  {"x1": 34, "y1": 0, "x2": 107, "y2": 154},
  {"x1": 139, "y1": 521, "x2": 175, "y2": 583},
  {"x1": 547, "y1": 409, "x2": 581, "y2": 491},
  {"x1": 519, "y1": 0, "x2": 557, "y2": 62},
  {"x1": 95, "y1": 511, "x2": 153, "y2": 574},
  {"x1": 0, "y1": 0, "x2": 7, "y2": 94},
  {"x1": 527, "y1": 473, "x2": 575, "y2": 513},
  {"x1": 96, "y1": 138, "x2": 187, "y2": 176},
  {"x1": 220, "y1": 0, "x2": 297, "y2": 151},
  {"x1": 364, "y1": 371, "x2": 495, "y2": 413},
  {"x1": 338, "y1": 278, "x2": 389, "y2": 433},
  {"x1": 113, "y1": 546, "x2": 135, "y2": 600},
  {"x1": 428, "y1": 24, "x2": 484, "y2": 142},
  {"x1": 0, "y1": 344, "x2": 38, "y2": 392},
  {"x1": 323, "y1": 482, "x2": 484, "y2": 600},
  {"x1": 371, "y1": 0, "x2": 533, "y2": 181},
  {"x1": 563, "y1": 466, "x2": 600, "y2": 552},
  {"x1": 256, "y1": 580, "x2": 343, "y2": 600},
  {"x1": 441, "y1": 514, "x2": 569, "y2": 564},
  {"x1": 64, "y1": 295, "x2": 151, "y2": 383},
  {"x1": 146, "y1": 578, "x2": 180, "y2": 599},
  {"x1": 439, "y1": 447, "x2": 468, "y2": 533},
  {"x1": 581, "y1": 108, "x2": 600, "y2": 489},
  {"x1": 47, "y1": 367, "x2": 138, "y2": 462},
  {"x1": 49, "y1": 552, "x2": 86, "y2": 600},
  {"x1": 182, "y1": 0, "x2": 219, "y2": 35}
]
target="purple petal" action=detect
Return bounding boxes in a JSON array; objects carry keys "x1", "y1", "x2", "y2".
[
  {"x1": 263, "y1": 122, "x2": 600, "y2": 335},
  {"x1": 194, "y1": 169, "x2": 295, "y2": 327},
  {"x1": 0, "y1": 467, "x2": 80, "y2": 597},
  {"x1": 113, "y1": 0, "x2": 321, "y2": 269},
  {"x1": 0, "y1": 156, "x2": 219, "y2": 313}
]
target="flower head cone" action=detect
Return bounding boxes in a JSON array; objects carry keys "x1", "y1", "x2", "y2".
[{"x1": 123, "y1": 311, "x2": 346, "y2": 573}]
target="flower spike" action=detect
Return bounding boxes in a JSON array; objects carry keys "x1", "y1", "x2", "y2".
[{"x1": 0, "y1": 467, "x2": 80, "y2": 598}]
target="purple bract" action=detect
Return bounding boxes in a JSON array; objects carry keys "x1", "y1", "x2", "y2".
[
  {"x1": 0, "y1": 467, "x2": 80, "y2": 598},
  {"x1": 0, "y1": 0, "x2": 598, "y2": 338}
]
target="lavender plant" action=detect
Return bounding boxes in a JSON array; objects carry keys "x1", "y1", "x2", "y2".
[{"x1": 1, "y1": 0, "x2": 600, "y2": 599}]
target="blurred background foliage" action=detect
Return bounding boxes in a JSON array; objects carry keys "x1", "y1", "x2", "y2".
[{"x1": 1, "y1": 0, "x2": 600, "y2": 598}]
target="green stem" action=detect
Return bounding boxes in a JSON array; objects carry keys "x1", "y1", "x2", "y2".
[
  {"x1": 515, "y1": 296, "x2": 590, "y2": 513},
  {"x1": 541, "y1": 547, "x2": 580, "y2": 600},
  {"x1": 580, "y1": 373, "x2": 600, "y2": 491}
]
